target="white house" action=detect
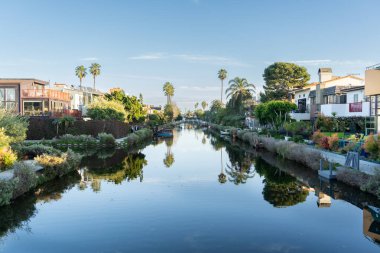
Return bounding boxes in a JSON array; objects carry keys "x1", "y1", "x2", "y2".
[{"x1": 290, "y1": 68, "x2": 367, "y2": 120}]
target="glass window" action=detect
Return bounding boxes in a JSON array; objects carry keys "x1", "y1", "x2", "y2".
[
  {"x1": 354, "y1": 94, "x2": 358, "y2": 103},
  {"x1": 0, "y1": 89, "x2": 4, "y2": 101},
  {"x1": 5, "y1": 88, "x2": 15, "y2": 101}
]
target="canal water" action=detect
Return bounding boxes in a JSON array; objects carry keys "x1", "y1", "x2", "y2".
[{"x1": 1, "y1": 125, "x2": 380, "y2": 253}]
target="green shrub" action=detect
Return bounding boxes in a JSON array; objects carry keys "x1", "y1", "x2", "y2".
[
  {"x1": 56, "y1": 134, "x2": 97, "y2": 146},
  {"x1": 13, "y1": 143, "x2": 62, "y2": 158},
  {"x1": 361, "y1": 170, "x2": 380, "y2": 198},
  {"x1": 123, "y1": 129, "x2": 153, "y2": 148},
  {"x1": 98, "y1": 133, "x2": 116, "y2": 147},
  {"x1": 0, "y1": 179, "x2": 16, "y2": 206},
  {"x1": 12, "y1": 162, "x2": 38, "y2": 198},
  {"x1": 0, "y1": 148, "x2": 17, "y2": 171},
  {"x1": 36, "y1": 149, "x2": 82, "y2": 182},
  {"x1": 0, "y1": 109, "x2": 29, "y2": 143}
]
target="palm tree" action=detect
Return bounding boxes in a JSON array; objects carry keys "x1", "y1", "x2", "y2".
[
  {"x1": 194, "y1": 102, "x2": 199, "y2": 110},
  {"x1": 89, "y1": 63, "x2": 101, "y2": 89},
  {"x1": 163, "y1": 82, "x2": 175, "y2": 105},
  {"x1": 225, "y1": 77, "x2": 256, "y2": 99},
  {"x1": 218, "y1": 149, "x2": 227, "y2": 184},
  {"x1": 75, "y1": 65, "x2": 87, "y2": 88},
  {"x1": 201, "y1": 101, "x2": 208, "y2": 111},
  {"x1": 218, "y1": 69, "x2": 227, "y2": 104}
]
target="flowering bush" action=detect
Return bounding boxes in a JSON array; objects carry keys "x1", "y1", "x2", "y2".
[
  {"x1": 328, "y1": 133, "x2": 339, "y2": 151},
  {"x1": 363, "y1": 134, "x2": 379, "y2": 159}
]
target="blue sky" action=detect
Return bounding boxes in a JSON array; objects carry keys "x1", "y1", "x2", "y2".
[{"x1": 1, "y1": 0, "x2": 379, "y2": 110}]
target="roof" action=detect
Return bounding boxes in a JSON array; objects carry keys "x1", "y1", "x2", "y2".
[
  {"x1": 340, "y1": 85, "x2": 365, "y2": 92},
  {"x1": 319, "y1": 68, "x2": 332, "y2": 73},
  {"x1": 0, "y1": 78, "x2": 49, "y2": 85}
]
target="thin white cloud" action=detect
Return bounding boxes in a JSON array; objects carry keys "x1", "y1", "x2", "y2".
[
  {"x1": 80, "y1": 57, "x2": 98, "y2": 61},
  {"x1": 179, "y1": 85, "x2": 219, "y2": 91},
  {"x1": 128, "y1": 53, "x2": 166, "y2": 60},
  {"x1": 129, "y1": 52, "x2": 251, "y2": 67},
  {"x1": 267, "y1": 59, "x2": 375, "y2": 67}
]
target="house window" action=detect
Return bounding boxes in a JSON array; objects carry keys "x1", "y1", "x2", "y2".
[
  {"x1": 303, "y1": 94, "x2": 305, "y2": 97},
  {"x1": 371, "y1": 96, "x2": 376, "y2": 116},
  {"x1": 323, "y1": 95, "x2": 336, "y2": 104},
  {"x1": 23, "y1": 101, "x2": 43, "y2": 116},
  {"x1": 339, "y1": 95, "x2": 347, "y2": 104},
  {"x1": 310, "y1": 97, "x2": 316, "y2": 105},
  {"x1": 354, "y1": 94, "x2": 359, "y2": 103},
  {"x1": 0, "y1": 88, "x2": 17, "y2": 111}
]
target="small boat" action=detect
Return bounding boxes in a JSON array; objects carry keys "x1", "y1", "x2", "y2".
[
  {"x1": 368, "y1": 205, "x2": 380, "y2": 223},
  {"x1": 155, "y1": 129, "x2": 174, "y2": 138}
]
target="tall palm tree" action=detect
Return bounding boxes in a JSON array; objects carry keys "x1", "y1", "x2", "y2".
[
  {"x1": 194, "y1": 102, "x2": 199, "y2": 110},
  {"x1": 218, "y1": 69, "x2": 227, "y2": 104},
  {"x1": 218, "y1": 148, "x2": 227, "y2": 184},
  {"x1": 225, "y1": 77, "x2": 256, "y2": 104},
  {"x1": 163, "y1": 82, "x2": 175, "y2": 105},
  {"x1": 89, "y1": 63, "x2": 101, "y2": 89},
  {"x1": 75, "y1": 65, "x2": 87, "y2": 88},
  {"x1": 201, "y1": 101, "x2": 208, "y2": 111}
]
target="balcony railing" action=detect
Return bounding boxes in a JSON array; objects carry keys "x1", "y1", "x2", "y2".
[{"x1": 21, "y1": 89, "x2": 70, "y2": 101}]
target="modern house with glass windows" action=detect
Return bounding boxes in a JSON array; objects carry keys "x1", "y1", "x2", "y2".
[
  {"x1": 365, "y1": 64, "x2": 380, "y2": 134},
  {"x1": 0, "y1": 78, "x2": 70, "y2": 116},
  {"x1": 290, "y1": 68, "x2": 367, "y2": 121}
]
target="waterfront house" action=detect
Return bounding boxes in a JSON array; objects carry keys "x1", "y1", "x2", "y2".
[
  {"x1": 290, "y1": 68, "x2": 367, "y2": 121},
  {"x1": 0, "y1": 78, "x2": 70, "y2": 116},
  {"x1": 364, "y1": 63, "x2": 380, "y2": 134},
  {"x1": 52, "y1": 83, "x2": 103, "y2": 114}
]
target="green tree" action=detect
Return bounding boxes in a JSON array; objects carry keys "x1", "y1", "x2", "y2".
[
  {"x1": 201, "y1": 101, "x2": 208, "y2": 111},
  {"x1": 75, "y1": 65, "x2": 87, "y2": 88},
  {"x1": 163, "y1": 82, "x2": 175, "y2": 105},
  {"x1": 225, "y1": 77, "x2": 255, "y2": 113},
  {"x1": 218, "y1": 69, "x2": 227, "y2": 103},
  {"x1": 89, "y1": 63, "x2": 101, "y2": 89},
  {"x1": 194, "y1": 102, "x2": 199, "y2": 110},
  {"x1": 261, "y1": 62, "x2": 310, "y2": 102},
  {"x1": 164, "y1": 103, "x2": 180, "y2": 122},
  {"x1": 87, "y1": 97, "x2": 128, "y2": 122},
  {"x1": 254, "y1": 100, "x2": 297, "y2": 129},
  {"x1": 105, "y1": 90, "x2": 146, "y2": 122},
  {"x1": 52, "y1": 116, "x2": 76, "y2": 136}
]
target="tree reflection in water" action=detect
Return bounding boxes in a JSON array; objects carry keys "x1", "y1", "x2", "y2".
[
  {"x1": 0, "y1": 171, "x2": 81, "y2": 238},
  {"x1": 163, "y1": 138, "x2": 175, "y2": 168},
  {"x1": 224, "y1": 144, "x2": 255, "y2": 185},
  {"x1": 255, "y1": 157, "x2": 308, "y2": 207},
  {"x1": 86, "y1": 153, "x2": 147, "y2": 184}
]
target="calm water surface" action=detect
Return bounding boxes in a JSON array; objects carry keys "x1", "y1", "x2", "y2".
[{"x1": 1, "y1": 126, "x2": 380, "y2": 253}]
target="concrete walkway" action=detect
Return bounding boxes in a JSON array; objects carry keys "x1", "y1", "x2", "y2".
[
  {"x1": 319, "y1": 150, "x2": 379, "y2": 176},
  {"x1": 0, "y1": 160, "x2": 43, "y2": 180}
]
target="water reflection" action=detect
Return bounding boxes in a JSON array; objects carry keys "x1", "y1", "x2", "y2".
[
  {"x1": 84, "y1": 152, "x2": 147, "y2": 185},
  {"x1": 163, "y1": 138, "x2": 175, "y2": 168},
  {"x1": 0, "y1": 172, "x2": 80, "y2": 239}
]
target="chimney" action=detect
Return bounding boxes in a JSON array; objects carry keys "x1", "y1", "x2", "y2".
[{"x1": 318, "y1": 68, "x2": 333, "y2": 83}]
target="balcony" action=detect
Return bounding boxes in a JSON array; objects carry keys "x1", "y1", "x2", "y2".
[
  {"x1": 22, "y1": 89, "x2": 70, "y2": 101},
  {"x1": 320, "y1": 102, "x2": 370, "y2": 117}
]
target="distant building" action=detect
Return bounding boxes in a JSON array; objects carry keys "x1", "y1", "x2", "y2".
[
  {"x1": 290, "y1": 68, "x2": 367, "y2": 121},
  {"x1": 145, "y1": 105, "x2": 163, "y2": 114},
  {"x1": 52, "y1": 83, "x2": 103, "y2": 111},
  {"x1": 0, "y1": 78, "x2": 70, "y2": 116}
]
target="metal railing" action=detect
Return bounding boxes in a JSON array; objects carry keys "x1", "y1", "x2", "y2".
[
  {"x1": 366, "y1": 63, "x2": 380, "y2": 70},
  {"x1": 21, "y1": 89, "x2": 70, "y2": 101}
]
